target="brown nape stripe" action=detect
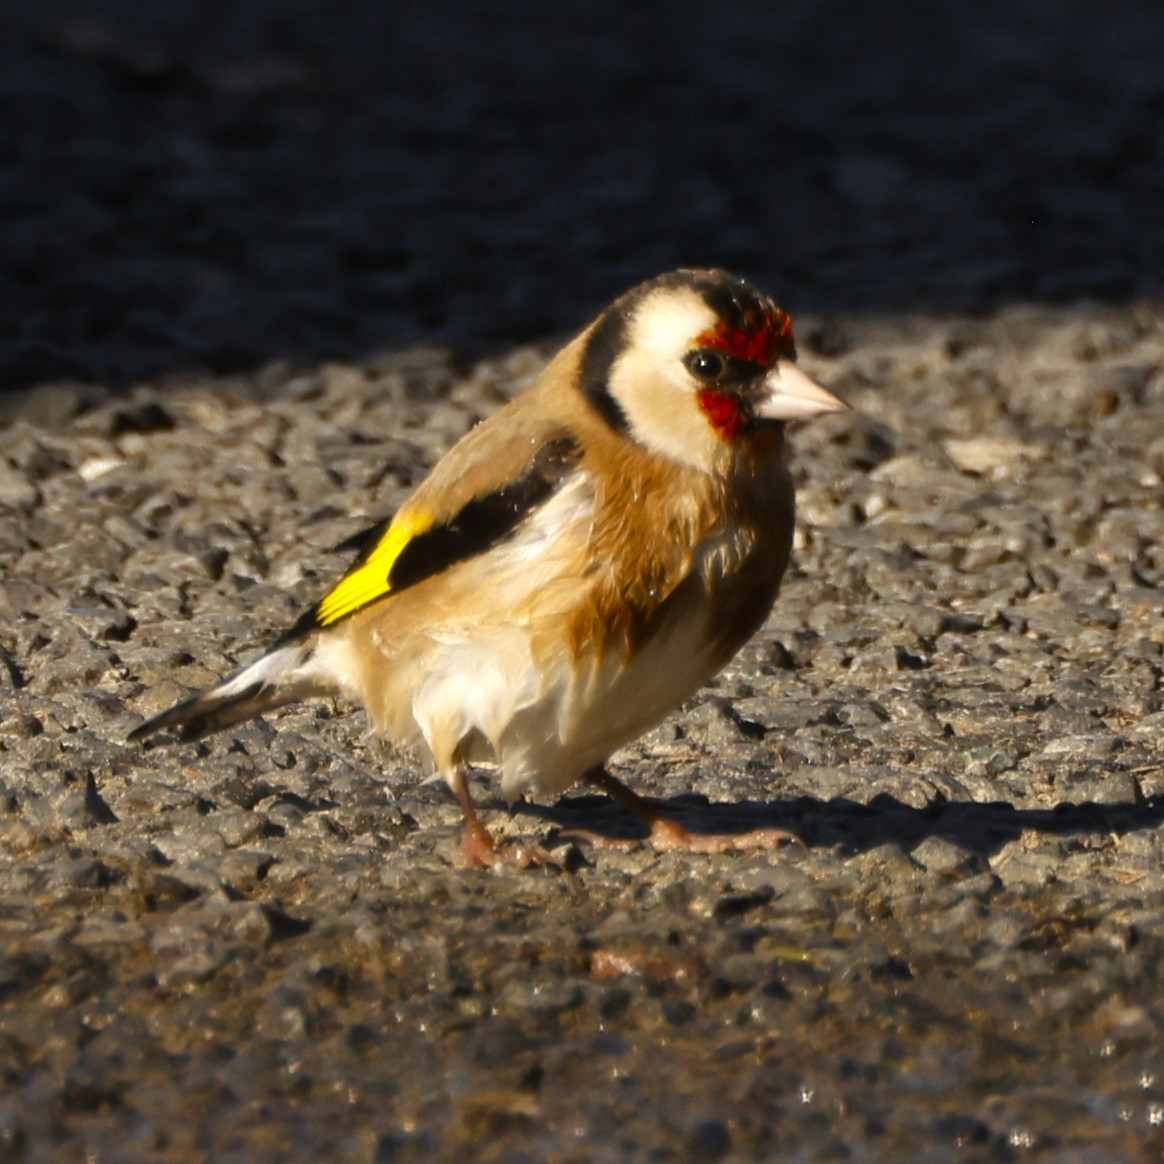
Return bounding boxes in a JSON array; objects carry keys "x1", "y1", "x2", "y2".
[
  {"x1": 578, "y1": 304, "x2": 630, "y2": 433},
  {"x1": 282, "y1": 436, "x2": 583, "y2": 639}
]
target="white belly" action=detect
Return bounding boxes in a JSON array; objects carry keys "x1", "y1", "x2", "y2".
[
  {"x1": 324, "y1": 474, "x2": 748, "y2": 801},
  {"x1": 490, "y1": 592, "x2": 722, "y2": 800}
]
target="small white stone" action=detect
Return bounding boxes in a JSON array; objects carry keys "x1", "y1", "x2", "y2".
[
  {"x1": 78, "y1": 454, "x2": 125, "y2": 483},
  {"x1": 943, "y1": 436, "x2": 1041, "y2": 477}
]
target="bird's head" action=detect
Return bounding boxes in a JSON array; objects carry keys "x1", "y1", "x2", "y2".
[{"x1": 579, "y1": 269, "x2": 847, "y2": 472}]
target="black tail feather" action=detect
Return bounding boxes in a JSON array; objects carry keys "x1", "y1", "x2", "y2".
[
  {"x1": 128, "y1": 681, "x2": 270, "y2": 742},
  {"x1": 128, "y1": 639, "x2": 321, "y2": 744}
]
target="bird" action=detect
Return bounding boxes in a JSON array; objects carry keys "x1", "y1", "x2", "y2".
[{"x1": 129, "y1": 269, "x2": 848, "y2": 866}]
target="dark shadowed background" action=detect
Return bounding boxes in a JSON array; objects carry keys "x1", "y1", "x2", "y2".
[{"x1": 1, "y1": 0, "x2": 1162, "y2": 389}]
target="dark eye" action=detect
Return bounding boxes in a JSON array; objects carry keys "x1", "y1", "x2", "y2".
[{"x1": 685, "y1": 349, "x2": 725, "y2": 382}]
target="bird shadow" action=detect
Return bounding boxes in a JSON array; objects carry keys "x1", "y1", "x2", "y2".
[{"x1": 514, "y1": 787, "x2": 1164, "y2": 860}]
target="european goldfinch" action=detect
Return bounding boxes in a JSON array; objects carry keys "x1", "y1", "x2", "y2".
[{"x1": 130, "y1": 269, "x2": 847, "y2": 865}]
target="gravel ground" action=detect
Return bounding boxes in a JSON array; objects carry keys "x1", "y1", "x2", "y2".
[
  {"x1": 3, "y1": 3, "x2": 1164, "y2": 1162},
  {"x1": 4, "y1": 308, "x2": 1164, "y2": 1163}
]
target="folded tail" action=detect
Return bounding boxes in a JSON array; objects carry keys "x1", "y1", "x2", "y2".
[{"x1": 128, "y1": 637, "x2": 329, "y2": 743}]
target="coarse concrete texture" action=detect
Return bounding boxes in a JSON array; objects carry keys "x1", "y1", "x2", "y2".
[{"x1": 2, "y1": 2, "x2": 1164, "y2": 1162}]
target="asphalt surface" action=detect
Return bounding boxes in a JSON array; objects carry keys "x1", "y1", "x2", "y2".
[{"x1": 2, "y1": 3, "x2": 1164, "y2": 1161}]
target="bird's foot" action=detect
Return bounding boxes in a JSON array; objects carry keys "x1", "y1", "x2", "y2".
[
  {"x1": 459, "y1": 819, "x2": 562, "y2": 871},
  {"x1": 579, "y1": 766, "x2": 801, "y2": 854},
  {"x1": 451, "y1": 764, "x2": 563, "y2": 870},
  {"x1": 642, "y1": 814, "x2": 801, "y2": 854},
  {"x1": 562, "y1": 815, "x2": 799, "y2": 854}
]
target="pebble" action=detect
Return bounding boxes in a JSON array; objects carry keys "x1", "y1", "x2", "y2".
[{"x1": 0, "y1": 463, "x2": 38, "y2": 509}]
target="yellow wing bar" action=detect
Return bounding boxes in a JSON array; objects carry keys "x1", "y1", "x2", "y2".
[{"x1": 315, "y1": 510, "x2": 433, "y2": 627}]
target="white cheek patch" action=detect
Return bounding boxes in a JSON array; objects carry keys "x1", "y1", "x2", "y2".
[
  {"x1": 627, "y1": 286, "x2": 716, "y2": 370},
  {"x1": 605, "y1": 287, "x2": 724, "y2": 470}
]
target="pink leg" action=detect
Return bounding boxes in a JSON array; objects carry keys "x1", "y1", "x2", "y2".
[
  {"x1": 585, "y1": 767, "x2": 800, "y2": 854},
  {"x1": 452, "y1": 764, "x2": 500, "y2": 868}
]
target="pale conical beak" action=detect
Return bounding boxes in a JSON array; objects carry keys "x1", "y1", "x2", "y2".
[{"x1": 755, "y1": 360, "x2": 849, "y2": 421}]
